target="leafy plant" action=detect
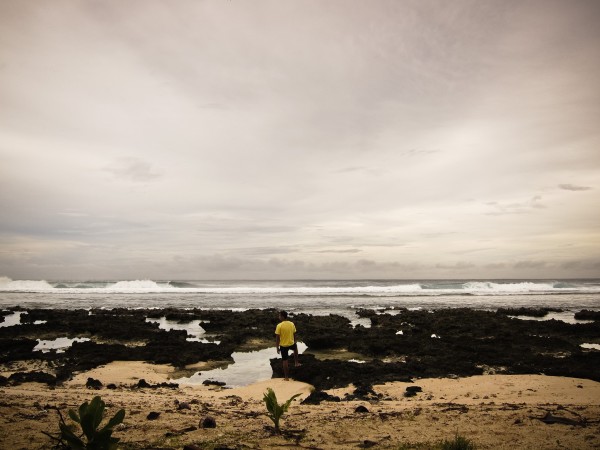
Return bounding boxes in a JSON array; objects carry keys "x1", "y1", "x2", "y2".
[
  {"x1": 263, "y1": 388, "x2": 300, "y2": 434},
  {"x1": 439, "y1": 433, "x2": 476, "y2": 450},
  {"x1": 46, "y1": 395, "x2": 125, "y2": 449}
]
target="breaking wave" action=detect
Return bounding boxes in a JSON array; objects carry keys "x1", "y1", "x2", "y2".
[
  {"x1": 0, "y1": 276, "x2": 598, "y2": 296},
  {"x1": 0, "y1": 277, "x2": 55, "y2": 291}
]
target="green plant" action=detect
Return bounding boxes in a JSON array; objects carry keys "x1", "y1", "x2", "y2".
[
  {"x1": 48, "y1": 395, "x2": 125, "y2": 449},
  {"x1": 263, "y1": 388, "x2": 301, "y2": 434},
  {"x1": 439, "y1": 433, "x2": 476, "y2": 450}
]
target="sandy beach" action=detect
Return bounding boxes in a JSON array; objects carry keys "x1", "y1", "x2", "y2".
[
  {"x1": 1, "y1": 307, "x2": 599, "y2": 448},
  {"x1": 1, "y1": 360, "x2": 599, "y2": 449}
]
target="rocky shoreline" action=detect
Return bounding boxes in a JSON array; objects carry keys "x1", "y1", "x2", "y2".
[{"x1": 1, "y1": 307, "x2": 599, "y2": 389}]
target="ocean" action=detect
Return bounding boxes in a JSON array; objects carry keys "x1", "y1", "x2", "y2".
[{"x1": 1, "y1": 277, "x2": 599, "y2": 319}]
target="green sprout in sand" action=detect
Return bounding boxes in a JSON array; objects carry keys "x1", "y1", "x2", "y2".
[
  {"x1": 263, "y1": 387, "x2": 301, "y2": 434},
  {"x1": 45, "y1": 395, "x2": 125, "y2": 450}
]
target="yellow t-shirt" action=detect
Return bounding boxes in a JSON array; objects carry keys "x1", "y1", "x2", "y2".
[{"x1": 275, "y1": 321, "x2": 296, "y2": 347}]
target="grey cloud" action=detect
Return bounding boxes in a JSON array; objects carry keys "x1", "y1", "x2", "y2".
[
  {"x1": 451, "y1": 247, "x2": 496, "y2": 255},
  {"x1": 514, "y1": 261, "x2": 547, "y2": 269},
  {"x1": 484, "y1": 263, "x2": 507, "y2": 269},
  {"x1": 314, "y1": 249, "x2": 362, "y2": 254},
  {"x1": 484, "y1": 196, "x2": 546, "y2": 215},
  {"x1": 336, "y1": 167, "x2": 364, "y2": 174},
  {"x1": 435, "y1": 262, "x2": 476, "y2": 270},
  {"x1": 57, "y1": 211, "x2": 89, "y2": 218},
  {"x1": 233, "y1": 246, "x2": 299, "y2": 256},
  {"x1": 401, "y1": 149, "x2": 441, "y2": 157},
  {"x1": 559, "y1": 260, "x2": 600, "y2": 270},
  {"x1": 1, "y1": 1, "x2": 599, "y2": 280},
  {"x1": 104, "y1": 157, "x2": 163, "y2": 183},
  {"x1": 150, "y1": 255, "x2": 425, "y2": 280},
  {"x1": 559, "y1": 184, "x2": 592, "y2": 191}
]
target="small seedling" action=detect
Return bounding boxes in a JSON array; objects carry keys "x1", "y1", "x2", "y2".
[
  {"x1": 263, "y1": 387, "x2": 300, "y2": 434},
  {"x1": 45, "y1": 395, "x2": 125, "y2": 449}
]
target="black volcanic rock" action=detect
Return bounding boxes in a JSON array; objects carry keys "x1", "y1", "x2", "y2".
[
  {"x1": 0, "y1": 307, "x2": 598, "y2": 388},
  {"x1": 0, "y1": 338, "x2": 37, "y2": 362},
  {"x1": 270, "y1": 354, "x2": 415, "y2": 390},
  {"x1": 8, "y1": 371, "x2": 56, "y2": 386},
  {"x1": 497, "y1": 307, "x2": 563, "y2": 318},
  {"x1": 575, "y1": 310, "x2": 600, "y2": 321},
  {"x1": 301, "y1": 390, "x2": 341, "y2": 405},
  {"x1": 86, "y1": 377, "x2": 103, "y2": 389}
]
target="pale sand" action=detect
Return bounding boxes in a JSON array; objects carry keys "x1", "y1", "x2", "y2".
[
  {"x1": 1, "y1": 361, "x2": 599, "y2": 449},
  {"x1": 67, "y1": 361, "x2": 178, "y2": 386}
]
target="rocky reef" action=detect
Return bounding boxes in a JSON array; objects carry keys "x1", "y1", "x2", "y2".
[{"x1": 1, "y1": 307, "x2": 599, "y2": 389}]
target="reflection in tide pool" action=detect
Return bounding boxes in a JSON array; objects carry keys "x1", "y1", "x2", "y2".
[
  {"x1": 145, "y1": 317, "x2": 220, "y2": 343},
  {"x1": 1, "y1": 311, "x2": 46, "y2": 327},
  {"x1": 0, "y1": 311, "x2": 26, "y2": 327},
  {"x1": 34, "y1": 337, "x2": 90, "y2": 353},
  {"x1": 176, "y1": 342, "x2": 307, "y2": 387},
  {"x1": 510, "y1": 311, "x2": 594, "y2": 324},
  {"x1": 581, "y1": 343, "x2": 600, "y2": 351}
]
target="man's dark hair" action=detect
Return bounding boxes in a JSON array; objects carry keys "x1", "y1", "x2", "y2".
[{"x1": 279, "y1": 310, "x2": 288, "y2": 319}]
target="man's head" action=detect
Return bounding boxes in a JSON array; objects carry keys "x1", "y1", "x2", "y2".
[{"x1": 279, "y1": 310, "x2": 288, "y2": 321}]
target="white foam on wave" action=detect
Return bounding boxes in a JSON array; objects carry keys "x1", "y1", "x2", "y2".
[
  {"x1": 190, "y1": 284, "x2": 424, "y2": 294},
  {"x1": 0, "y1": 277, "x2": 54, "y2": 291},
  {"x1": 0, "y1": 276, "x2": 598, "y2": 297},
  {"x1": 109, "y1": 280, "x2": 171, "y2": 291},
  {"x1": 464, "y1": 281, "x2": 559, "y2": 294}
]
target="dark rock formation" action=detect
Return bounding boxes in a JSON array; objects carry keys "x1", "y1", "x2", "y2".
[
  {"x1": 136, "y1": 378, "x2": 178, "y2": 389},
  {"x1": 301, "y1": 390, "x2": 341, "y2": 405},
  {"x1": 202, "y1": 379, "x2": 226, "y2": 387},
  {"x1": 8, "y1": 371, "x2": 56, "y2": 386},
  {"x1": 201, "y1": 416, "x2": 217, "y2": 428},
  {"x1": 575, "y1": 310, "x2": 600, "y2": 321},
  {"x1": 404, "y1": 386, "x2": 422, "y2": 397},
  {"x1": 1, "y1": 307, "x2": 598, "y2": 390},
  {"x1": 85, "y1": 377, "x2": 102, "y2": 389},
  {"x1": 497, "y1": 307, "x2": 563, "y2": 318}
]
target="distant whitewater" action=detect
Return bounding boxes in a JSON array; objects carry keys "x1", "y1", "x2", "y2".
[
  {"x1": 0, "y1": 277, "x2": 599, "y2": 315},
  {"x1": 1, "y1": 277, "x2": 598, "y2": 295}
]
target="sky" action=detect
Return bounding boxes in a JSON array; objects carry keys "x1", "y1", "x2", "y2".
[{"x1": 1, "y1": 0, "x2": 599, "y2": 281}]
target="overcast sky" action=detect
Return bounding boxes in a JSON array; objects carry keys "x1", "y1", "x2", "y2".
[{"x1": 1, "y1": 0, "x2": 599, "y2": 280}]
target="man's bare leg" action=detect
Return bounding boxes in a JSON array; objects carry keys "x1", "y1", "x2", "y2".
[{"x1": 282, "y1": 360, "x2": 290, "y2": 380}]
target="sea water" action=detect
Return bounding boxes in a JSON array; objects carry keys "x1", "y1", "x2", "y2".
[{"x1": 1, "y1": 277, "x2": 599, "y2": 315}]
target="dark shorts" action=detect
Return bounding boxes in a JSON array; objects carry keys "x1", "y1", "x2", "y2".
[{"x1": 280, "y1": 343, "x2": 297, "y2": 361}]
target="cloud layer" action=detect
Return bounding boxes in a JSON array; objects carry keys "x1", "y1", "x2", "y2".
[{"x1": 1, "y1": 0, "x2": 599, "y2": 279}]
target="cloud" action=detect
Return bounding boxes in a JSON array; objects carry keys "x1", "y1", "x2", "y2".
[
  {"x1": 559, "y1": 184, "x2": 592, "y2": 191},
  {"x1": 1, "y1": 1, "x2": 599, "y2": 280},
  {"x1": 484, "y1": 196, "x2": 546, "y2": 215},
  {"x1": 234, "y1": 246, "x2": 299, "y2": 256},
  {"x1": 314, "y1": 249, "x2": 362, "y2": 254},
  {"x1": 103, "y1": 157, "x2": 163, "y2": 183},
  {"x1": 559, "y1": 259, "x2": 600, "y2": 270},
  {"x1": 435, "y1": 262, "x2": 476, "y2": 270},
  {"x1": 514, "y1": 260, "x2": 547, "y2": 269}
]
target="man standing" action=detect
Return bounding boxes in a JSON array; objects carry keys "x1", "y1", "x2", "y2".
[{"x1": 275, "y1": 310, "x2": 300, "y2": 380}]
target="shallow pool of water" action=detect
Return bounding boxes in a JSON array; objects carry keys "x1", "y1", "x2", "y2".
[{"x1": 175, "y1": 342, "x2": 307, "y2": 387}]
